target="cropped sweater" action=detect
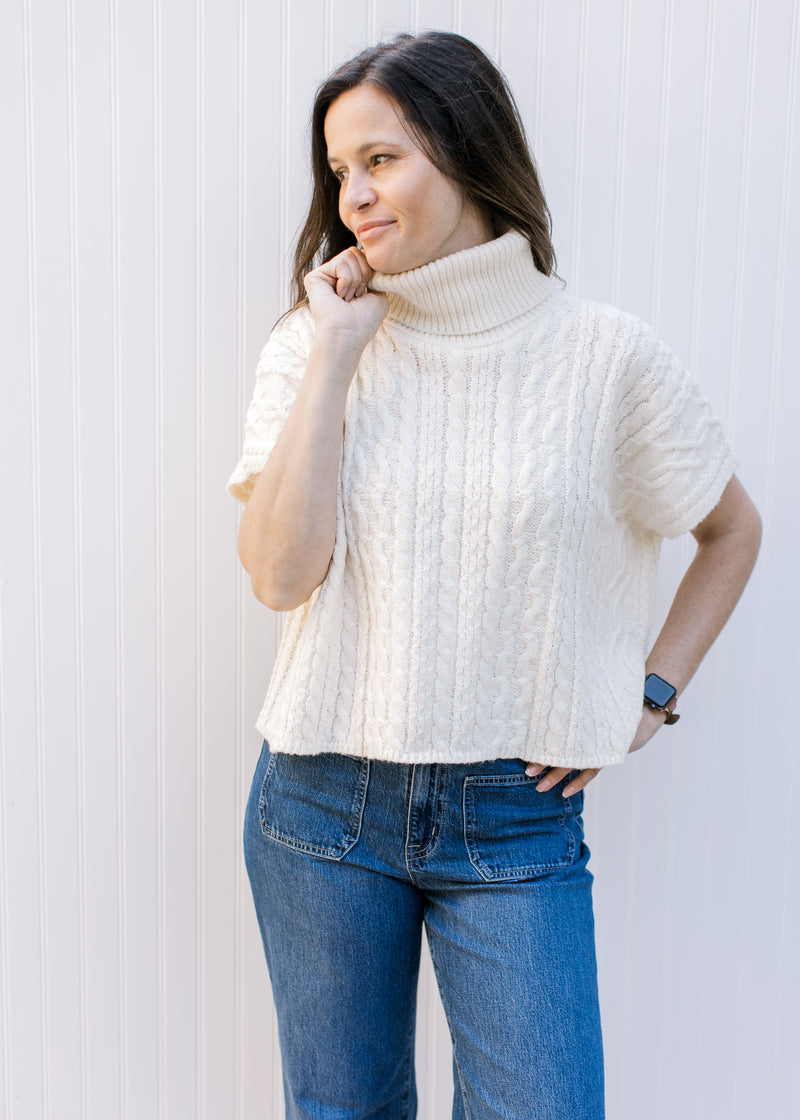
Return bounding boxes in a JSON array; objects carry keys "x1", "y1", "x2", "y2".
[{"x1": 228, "y1": 231, "x2": 736, "y2": 768}]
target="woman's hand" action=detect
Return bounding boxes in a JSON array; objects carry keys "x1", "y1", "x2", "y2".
[
  {"x1": 524, "y1": 706, "x2": 667, "y2": 797},
  {"x1": 524, "y1": 761, "x2": 602, "y2": 799},
  {"x1": 304, "y1": 245, "x2": 388, "y2": 353}
]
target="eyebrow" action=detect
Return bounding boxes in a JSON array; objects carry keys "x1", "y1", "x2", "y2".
[{"x1": 326, "y1": 140, "x2": 402, "y2": 165}]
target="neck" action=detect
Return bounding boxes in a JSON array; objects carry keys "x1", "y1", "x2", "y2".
[{"x1": 368, "y1": 231, "x2": 555, "y2": 336}]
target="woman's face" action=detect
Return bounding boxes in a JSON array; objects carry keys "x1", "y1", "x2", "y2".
[{"x1": 324, "y1": 84, "x2": 493, "y2": 274}]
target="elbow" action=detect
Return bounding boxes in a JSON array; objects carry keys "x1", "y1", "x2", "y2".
[
  {"x1": 249, "y1": 572, "x2": 313, "y2": 613},
  {"x1": 693, "y1": 477, "x2": 763, "y2": 561},
  {"x1": 736, "y1": 504, "x2": 763, "y2": 592},
  {"x1": 244, "y1": 551, "x2": 322, "y2": 611},
  {"x1": 704, "y1": 492, "x2": 763, "y2": 581},
  {"x1": 241, "y1": 554, "x2": 296, "y2": 611},
  {"x1": 236, "y1": 531, "x2": 287, "y2": 610},
  {"x1": 738, "y1": 491, "x2": 763, "y2": 563},
  {"x1": 237, "y1": 521, "x2": 329, "y2": 611}
]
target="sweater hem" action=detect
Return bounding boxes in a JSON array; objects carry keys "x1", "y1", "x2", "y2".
[{"x1": 255, "y1": 722, "x2": 629, "y2": 769}]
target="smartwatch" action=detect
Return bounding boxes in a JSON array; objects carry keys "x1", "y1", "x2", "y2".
[{"x1": 643, "y1": 673, "x2": 680, "y2": 724}]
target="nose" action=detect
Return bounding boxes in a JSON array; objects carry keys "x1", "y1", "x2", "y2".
[{"x1": 341, "y1": 170, "x2": 377, "y2": 213}]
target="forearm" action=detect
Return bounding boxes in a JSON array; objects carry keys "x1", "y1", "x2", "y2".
[
  {"x1": 238, "y1": 335, "x2": 360, "y2": 610},
  {"x1": 645, "y1": 503, "x2": 762, "y2": 695}
]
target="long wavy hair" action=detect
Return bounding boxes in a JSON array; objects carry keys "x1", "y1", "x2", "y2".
[{"x1": 289, "y1": 30, "x2": 557, "y2": 309}]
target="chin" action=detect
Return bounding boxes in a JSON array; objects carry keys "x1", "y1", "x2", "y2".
[
  {"x1": 366, "y1": 247, "x2": 427, "y2": 275},
  {"x1": 365, "y1": 252, "x2": 393, "y2": 274}
]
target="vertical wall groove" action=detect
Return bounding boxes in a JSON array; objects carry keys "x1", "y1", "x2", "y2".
[
  {"x1": 22, "y1": 0, "x2": 51, "y2": 1113},
  {"x1": 152, "y1": 0, "x2": 167, "y2": 1115},
  {"x1": 689, "y1": 0, "x2": 717, "y2": 368},
  {"x1": 195, "y1": 0, "x2": 207, "y2": 1114},
  {"x1": 279, "y1": 0, "x2": 291, "y2": 301},
  {"x1": 496, "y1": 0, "x2": 504, "y2": 60},
  {"x1": 758, "y1": 0, "x2": 796, "y2": 557},
  {"x1": 531, "y1": 1, "x2": 546, "y2": 160},
  {"x1": 610, "y1": 0, "x2": 631, "y2": 305},
  {"x1": 650, "y1": 0, "x2": 674, "y2": 329},
  {"x1": 65, "y1": 0, "x2": 90, "y2": 1111},
  {"x1": 108, "y1": 0, "x2": 128, "y2": 1113},
  {"x1": 727, "y1": 0, "x2": 759, "y2": 438},
  {"x1": 569, "y1": 0, "x2": 589, "y2": 293},
  {"x1": 451, "y1": 0, "x2": 461, "y2": 36},
  {"x1": 0, "y1": 590, "x2": 10, "y2": 1118},
  {"x1": 323, "y1": 0, "x2": 332, "y2": 71}
]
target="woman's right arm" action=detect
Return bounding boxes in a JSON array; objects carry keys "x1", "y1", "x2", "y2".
[{"x1": 237, "y1": 247, "x2": 387, "y2": 611}]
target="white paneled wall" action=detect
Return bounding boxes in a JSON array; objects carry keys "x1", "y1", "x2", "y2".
[{"x1": 1, "y1": 1, "x2": 798, "y2": 1117}]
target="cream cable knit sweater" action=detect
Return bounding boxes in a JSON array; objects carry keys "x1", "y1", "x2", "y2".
[{"x1": 229, "y1": 231, "x2": 736, "y2": 768}]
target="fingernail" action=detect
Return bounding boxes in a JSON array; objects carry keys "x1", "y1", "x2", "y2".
[
  {"x1": 562, "y1": 786, "x2": 574, "y2": 798},
  {"x1": 525, "y1": 765, "x2": 542, "y2": 777},
  {"x1": 536, "y1": 779, "x2": 551, "y2": 792}
]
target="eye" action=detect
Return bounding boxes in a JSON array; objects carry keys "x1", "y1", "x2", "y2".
[
  {"x1": 331, "y1": 167, "x2": 348, "y2": 183},
  {"x1": 371, "y1": 154, "x2": 392, "y2": 167}
]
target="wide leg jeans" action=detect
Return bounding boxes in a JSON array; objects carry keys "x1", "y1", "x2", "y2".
[{"x1": 244, "y1": 742, "x2": 604, "y2": 1120}]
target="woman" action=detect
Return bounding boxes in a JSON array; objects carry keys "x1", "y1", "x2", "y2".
[{"x1": 228, "y1": 30, "x2": 761, "y2": 1120}]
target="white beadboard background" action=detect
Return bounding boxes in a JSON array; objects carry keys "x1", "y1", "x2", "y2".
[{"x1": 1, "y1": 0, "x2": 798, "y2": 1117}]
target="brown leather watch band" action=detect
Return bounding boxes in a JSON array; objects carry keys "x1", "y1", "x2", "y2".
[{"x1": 662, "y1": 695, "x2": 680, "y2": 725}]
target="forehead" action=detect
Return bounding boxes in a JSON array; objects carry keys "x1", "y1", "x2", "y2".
[{"x1": 324, "y1": 85, "x2": 411, "y2": 155}]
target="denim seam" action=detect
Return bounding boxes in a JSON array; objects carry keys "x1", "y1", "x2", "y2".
[
  {"x1": 258, "y1": 757, "x2": 371, "y2": 860},
  {"x1": 462, "y1": 776, "x2": 577, "y2": 881},
  {"x1": 406, "y1": 765, "x2": 445, "y2": 864},
  {"x1": 351, "y1": 757, "x2": 372, "y2": 836},
  {"x1": 403, "y1": 767, "x2": 418, "y2": 876}
]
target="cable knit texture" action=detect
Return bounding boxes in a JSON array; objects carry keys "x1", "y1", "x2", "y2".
[{"x1": 228, "y1": 232, "x2": 736, "y2": 767}]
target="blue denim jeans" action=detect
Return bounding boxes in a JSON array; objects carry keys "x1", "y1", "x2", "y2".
[{"x1": 244, "y1": 743, "x2": 604, "y2": 1120}]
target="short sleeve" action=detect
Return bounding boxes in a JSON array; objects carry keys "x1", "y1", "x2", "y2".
[
  {"x1": 613, "y1": 319, "x2": 737, "y2": 538},
  {"x1": 226, "y1": 306, "x2": 315, "y2": 503}
]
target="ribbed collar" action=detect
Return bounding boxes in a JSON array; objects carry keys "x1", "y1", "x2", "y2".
[{"x1": 368, "y1": 230, "x2": 555, "y2": 336}]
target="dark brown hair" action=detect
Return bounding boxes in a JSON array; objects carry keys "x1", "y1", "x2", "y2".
[{"x1": 290, "y1": 30, "x2": 557, "y2": 308}]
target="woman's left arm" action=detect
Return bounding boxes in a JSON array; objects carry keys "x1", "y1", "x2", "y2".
[{"x1": 527, "y1": 474, "x2": 762, "y2": 796}]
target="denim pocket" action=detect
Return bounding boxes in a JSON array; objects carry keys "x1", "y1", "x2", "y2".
[
  {"x1": 258, "y1": 749, "x2": 370, "y2": 860},
  {"x1": 463, "y1": 773, "x2": 580, "y2": 881}
]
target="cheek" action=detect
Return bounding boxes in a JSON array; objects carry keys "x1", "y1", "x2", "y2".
[
  {"x1": 408, "y1": 179, "x2": 450, "y2": 228},
  {"x1": 424, "y1": 178, "x2": 464, "y2": 228}
]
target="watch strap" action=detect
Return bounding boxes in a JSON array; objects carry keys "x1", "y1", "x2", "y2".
[{"x1": 662, "y1": 695, "x2": 680, "y2": 725}]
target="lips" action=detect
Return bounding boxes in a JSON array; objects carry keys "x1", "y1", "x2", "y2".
[{"x1": 356, "y1": 220, "x2": 395, "y2": 240}]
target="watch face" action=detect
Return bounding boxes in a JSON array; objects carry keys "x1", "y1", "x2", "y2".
[{"x1": 644, "y1": 673, "x2": 676, "y2": 708}]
